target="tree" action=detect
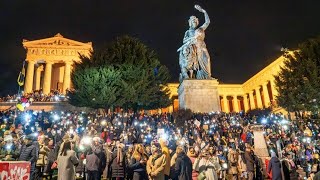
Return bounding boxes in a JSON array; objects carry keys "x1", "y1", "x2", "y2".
[
  {"x1": 274, "y1": 36, "x2": 320, "y2": 115},
  {"x1": 69, "y1": 36, "x2": 172, "y2": 111},
  {"x1": 69, "y1": 66, "x2": 124, "y2": 109}
]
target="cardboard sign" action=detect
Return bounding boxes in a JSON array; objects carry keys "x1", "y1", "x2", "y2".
[{"x1": 194, "y1": 120, "x2": 201, "y2": 127}]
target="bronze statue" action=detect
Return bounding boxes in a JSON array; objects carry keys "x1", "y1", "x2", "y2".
[{"x1": 178, "y1": 5, "x2": 212, "y2": 82}]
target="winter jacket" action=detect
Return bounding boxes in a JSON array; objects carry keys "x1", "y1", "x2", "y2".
[
  {"x1": 244, "y1": 151, "x2": 255, "y2": 172},
  {"x1": 238, "y1": 153, "x2": 247, "y2": 172},
  {"x1": 282, "y1": 159, "x2": 298, "y2": 180},
  {"x1": 228, "y1": 151, "x2": 238, "y2": 175},
  {"x1": 161, "y1": 146, "x2": 171, "y2": 176},
  {"x1": 170, "y1": 152, "x2": 192, "y2": 180},
  {"x1": 86, "y1": 152, "x2": 101, "y2": 171},
  {"x1": 111, "y1": 148, "x2": 126, "y2": 178},
  {"x1": 267, "y1": 157, "x2": 282, "y2": 180},
  {"x1": 18, "y1": 142, "x2": 38, "y2": 172},
  {"x1": 36, "y1": 143, "x2": 50, "y2": 166},
  {"x1": 57, "y1": 150, "x2": 79, "y2": 180},
  {"x1": 146, "y1": 154, "x2": 166, "y2": 180}
]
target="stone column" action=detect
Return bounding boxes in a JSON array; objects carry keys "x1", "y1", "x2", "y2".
[
  {"x1": 249, "y1": 91, "x2": 256, "y2": 110},
  {"x1": 63, "y1": 61, "x2": 72, "y2": 94},
  {"x1": 255, "y1": 87, "x2": 263, "y2": 109},
  {"x1": 270, "y1": 80, "x2": 278, "y2": 99},
  {"x1": 243, "y1": 94, "x2": 249, "y2": 112},
  {"x1": 232, "y1": 95, "x2": 239, "y2": 112},
  {"x1": 43, "y1": 61, "x2": 53, "y2": 95},
  {"x1": 262, "y1": 82, "x2": 271, "y2": 108},
  {"x1": 35, "y1": 65, "x2": 43, "y2": 90},
  {"x1": 24, "y1": 61, "x2": 35, "y2": 93},
  {"x1": 222, "y1": 95, "x2": 229, "y2": 113}
]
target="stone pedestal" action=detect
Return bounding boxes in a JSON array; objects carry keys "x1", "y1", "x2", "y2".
[{"x1": 178, "y1": 79, "x2": 221, "y2": 113}]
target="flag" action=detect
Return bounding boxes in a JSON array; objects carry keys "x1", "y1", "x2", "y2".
[{"x1": 17, "y1": 61, "x2": 26, "y2": 86}]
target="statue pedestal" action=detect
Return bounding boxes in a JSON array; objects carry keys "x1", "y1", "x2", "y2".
[{"x1": 178, "y1": 79, "x2": 221, "y2": 113}]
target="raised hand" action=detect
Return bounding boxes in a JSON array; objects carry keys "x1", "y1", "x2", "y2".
[{"x1": 194, "y1": 4, "x2": 205, "y2": 13}]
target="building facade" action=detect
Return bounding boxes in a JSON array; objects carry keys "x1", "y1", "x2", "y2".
[
  {"x1": 23, "y1": 33, "x2": 92, "y2": 94},
  {"x1": 23, "y1": 34, "x2": 285, "y2": 112}
]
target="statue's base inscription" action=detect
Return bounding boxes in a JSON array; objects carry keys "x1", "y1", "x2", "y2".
[{"x1": 178, "y1": 79, "x2": 221, "y2": 113}]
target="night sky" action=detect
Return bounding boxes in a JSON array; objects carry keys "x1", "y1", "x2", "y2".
[{"x1": 1, "y1": 0, "x2": 320, "y2": 95}]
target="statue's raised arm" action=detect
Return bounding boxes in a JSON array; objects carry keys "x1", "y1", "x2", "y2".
[
  {"x1": 194, "y1": 5, "x2": 210, "y2": 30},
  {"x1": 178, "y1": 4, "x2": 212, "y2": 82}
]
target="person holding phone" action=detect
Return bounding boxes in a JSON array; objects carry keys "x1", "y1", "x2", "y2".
[{"x1": 129, "y1": 144, "x2": 148, "y2": 180}]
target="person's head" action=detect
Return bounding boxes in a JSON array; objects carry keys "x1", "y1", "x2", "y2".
[
  {"x1": 38, "y1": 135, "x2": 46, "y2": 144},
  {"x1": 60, "y1": 141, "x2": 71, "y2": 156},
  {"x1": 24, "y1": 135, "x2": 33, "y2": 144},
  {"x1": 133, "y1": 144, "x2": 145, "y2": 161},
  {"x1": 209, "y1": 146, "x2": 216, "y2": 155},
  {"x1": 145, "y1": 145, "x2": 151, "y2": 153},
  {"x1": 189, "y1": 147, "x2": 195, "y2": 154},
  {"x1": 128, "y1": 145, "x2": 134, "y2": 154},
  {"x1": 176, "y1": 146, "x2": 185, "y2": 155},
  {"x1": 48, "y1": 139, "x2": 54, "y2": 146},
  {"x1": 151, "y1": 144, "x2": 160, "y2": 155},
  {"x1": 188, "y1": 16, "x2": 199, "y2": 29},
  {"x1": 201, "y1": 149, "x2": 209, "y2": 159},
  {"x1": 93, "y1": 137, "x2": 100, "y2": 146}
]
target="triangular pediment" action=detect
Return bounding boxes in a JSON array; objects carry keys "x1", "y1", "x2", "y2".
[{"x1": 23, "y1": 33, "x2": 92, "y2": 49}]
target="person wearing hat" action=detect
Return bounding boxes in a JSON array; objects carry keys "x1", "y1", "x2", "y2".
[
  {"x1": 91, "y1": 136, "x2": 106, "y2": 179},
  {"x1": 18, "y1": 135, "x2": 38, "y2": 180},
  {"x1": 146, "y1": 143, "x2": 166, "y2": 180}
]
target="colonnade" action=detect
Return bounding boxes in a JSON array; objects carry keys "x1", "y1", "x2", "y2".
[
  {"x1": 24, "y1": 60, "x2": 72, "y2": 94},
  {"x1": 220, "y1": 80, "x2": 278, "y2": 113}
]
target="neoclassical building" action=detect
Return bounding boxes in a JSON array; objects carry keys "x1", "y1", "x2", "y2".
[
  {"x1": 22, "y1": 34, "x2": 285, "y2": 112},
  {"x1": 22, "y1": 33, "x2": 92, "y2": 94}
]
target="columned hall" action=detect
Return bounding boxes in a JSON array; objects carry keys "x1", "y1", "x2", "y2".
[
  {"x1": 23, "y1": 33, "x2": 92, "y2": 94},
  {"x1": 168, "y1": 53, "x2": 286, "y2": 113}
]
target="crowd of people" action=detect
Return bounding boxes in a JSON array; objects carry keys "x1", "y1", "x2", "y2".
[
  {"x1": 0, "y1": 90, "x2": 67, "y2": 102},
  {"x1": 0, "y1": 109, "x2": 319, "y2": 180}
]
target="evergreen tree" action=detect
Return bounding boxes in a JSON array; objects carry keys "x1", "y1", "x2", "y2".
[
  {"x1": 69, "y1": 66, "x2": 123, "y2": 109},
  {"x1": 275, "y1": 36, "x2": 320, "y2": 115},
  {"x1": 69, "y1": 36, "x2": 172, "y2": 111}
]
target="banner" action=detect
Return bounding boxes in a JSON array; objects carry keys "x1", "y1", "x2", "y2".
[
  {"x1": 0, "y1": 161, "x2": 30, "y2": 180},
  {"x1": 17, "y1": 61, "x2": 26, "y2": 87}
]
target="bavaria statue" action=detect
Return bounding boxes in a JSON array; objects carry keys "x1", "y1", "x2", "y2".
[{"x1": 178, "y1": 4, "x2": 212, "y2": 82}]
